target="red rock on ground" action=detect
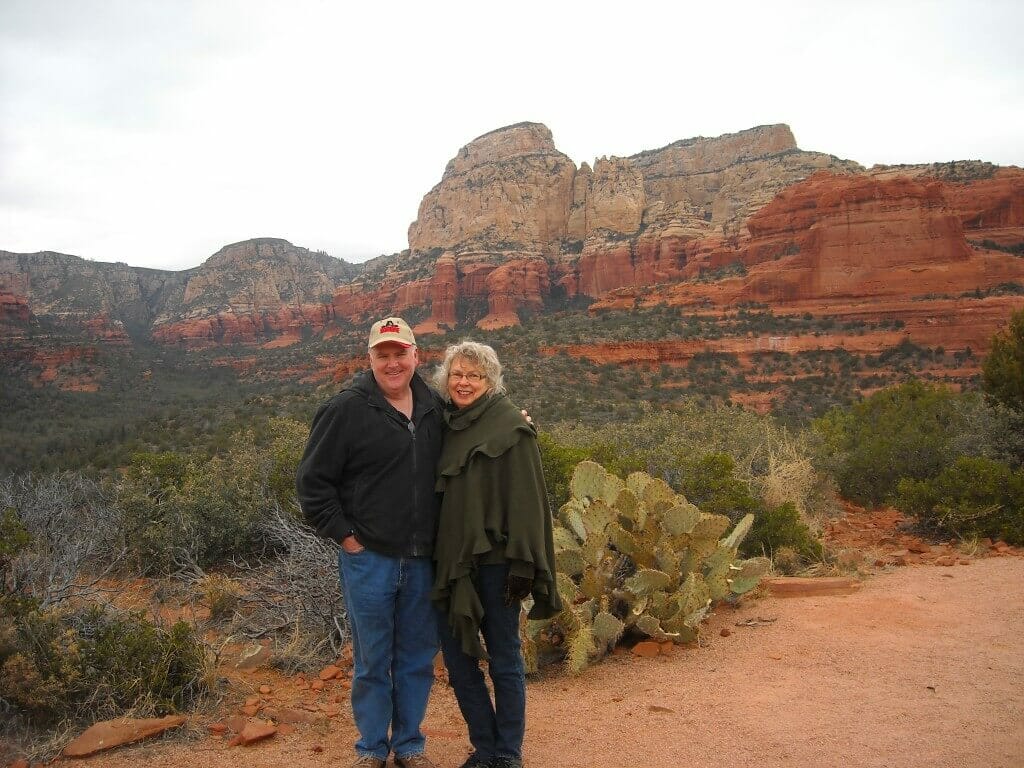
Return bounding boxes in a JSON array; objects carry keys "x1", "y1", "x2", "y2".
[
  {"x1": 228, "y1": 721, "x2": 277, "y2": 747},
  {"x1": 767, "y1": 577, "x2": 862, "y2": 597},
  {"x1": 318, "y1": 664, "x2": 342, "y2": 681},
  {"x1": 631, "y1": 641, "x2": 661, "y2": 658},
  {"x1": 63, "y1": 715, "x2": 187, "y2": 757}
]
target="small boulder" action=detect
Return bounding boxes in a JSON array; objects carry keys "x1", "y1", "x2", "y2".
[
  {"x1": 228, "y1": 720, "x2": 277, "y2": 747},
  {"x1": 235, "y1": 643, "x2": 273, "y2": 669},
  {"x1": 631, "y1": 641, "x2": 661, "y2": 658},
  {"x1": 63, "y1": 715, "x2": 187, "y2": 758},
  {"x1": 318, "y1": 664, "x2": 342, "y2": 681}
]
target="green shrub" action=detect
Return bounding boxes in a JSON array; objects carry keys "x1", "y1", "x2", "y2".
[
  {"x1": 546, "y1": 401, "x2": 830, "y2": 519},
  {"x1": 0, "y1": 602, "x2": 208, "y2": 725},
  {"x1": 674, "y1": 453, "x2": 760, "y2": 523},
  {"x1": 0, "y1": 507, "x2": 32, "y2": 579},
  {"x1": 741, "y1": 502, "x2": 824, "y2": 561},
  {"x1": 813, "y1": 381, "x2": 965, "y2": 506},
  {"x1": 266, "y1": 417, "x2": 309, "y2": 512},
  {"x1": 982, "y1": 308, "x2": 1024, "y2": 415},
  {"x1": 895, "y1": 456, "x2": 1024, "y2": 544},
  {"x1": 116, "y1": 422, "x2": 308, "y2": 573}
]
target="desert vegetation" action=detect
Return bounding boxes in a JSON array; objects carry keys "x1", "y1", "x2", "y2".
[{"x1": 1, "y1": 309, "x2": 1022, "y2": 760}]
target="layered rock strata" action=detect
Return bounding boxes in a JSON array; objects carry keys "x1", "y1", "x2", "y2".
[{"x1": 4, "y1": 124, "x2": 1023, "y2": 386}]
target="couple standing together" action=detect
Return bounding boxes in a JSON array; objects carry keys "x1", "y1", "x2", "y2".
[{"x1": 296, "y1": 317, "x2": 562, "y2": 768}]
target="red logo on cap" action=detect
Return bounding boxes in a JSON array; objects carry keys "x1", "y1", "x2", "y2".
[{"x1": 380, "y1": 321, "x2": 401, "y2": 334}]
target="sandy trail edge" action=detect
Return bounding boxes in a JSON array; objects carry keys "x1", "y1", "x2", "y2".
[{"x1": 68, "y1": 558, "x2": 1024, "y2": 768}]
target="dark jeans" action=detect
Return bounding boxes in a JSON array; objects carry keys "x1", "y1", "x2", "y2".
[
  {"x1": 439, "y1": 563, "x2": 526, "y2": 761},
  {"x1": 338, "y1": 548, "x2": 438, "y2": 760}
]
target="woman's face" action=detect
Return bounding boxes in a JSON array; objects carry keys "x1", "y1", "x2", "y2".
[{"x1": 447, "y1": 355, "x2": 489, "y2": 409}]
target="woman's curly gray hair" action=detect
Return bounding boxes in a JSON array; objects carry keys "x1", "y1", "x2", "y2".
[{"x1": 433, "y1": 340, "x2": 506, "y2": 398}]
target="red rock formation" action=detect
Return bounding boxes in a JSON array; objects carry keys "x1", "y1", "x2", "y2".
[
  {"x1": 82, "y1": 313, "x2": 131, "y2": 344},
  {"x1": 152, "y1": 303, "x2": 335, "y2": 348},
  {"x1": 945, "y1": 168, "x2": 1024, "y2": 247},
  {"x1": 0, "y1": 288, "x2": 30, "y2": 324},
  {"x1": 480, "y1": 257, "x2": 550, "y2": 329},
  {"x1": 408, "y1": 123, "x2": 576, "y2": 252}
]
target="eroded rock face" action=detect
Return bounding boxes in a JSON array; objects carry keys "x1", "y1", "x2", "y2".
[
  {"x1": 0, "y1": 249, "x2": 185, "y2": 334},
  {"x1": 0, "y1": 239, "x2": 361, "y2": 354},
  {"x1": 151, "y1": 304, "x2": 336, "y2": 348},
  {"x1": 628, "y1": 124, "x2": 861, "y2": 237},
  {"x1": 738, "y1": 172, "x2": 974, "y2": 301},
  {"x1": 567, "y1": 157, "x2": 646, "y2": 239},
  {"x1": 5, "y1": 123, "x2": 1024, "y2": 365},
  {"x1": 407, "y1": 122, "x2": 576, "y2": 252},
  {"x1": 480, "y1": 256, "x2": 549, "y2": 329},
  {"x1": 153, "y1": 238, "x2": 356, "y2": 342}
]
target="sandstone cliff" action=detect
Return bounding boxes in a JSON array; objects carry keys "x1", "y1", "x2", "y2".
[
  {"x1": 150, "y1": 238, "x2": 359, "y2": 347},
  {"x1": 4, "y1": 123, "x2": 1024, "y2": 405},
  {"x1": 407, "y1": 122, "x2": 576, "y2": 253},
  {"x1": 1, "y1": 239, "x2": 361, "y2": 350},
  {"x1": 0, "y1": 249, "x2": 181, "y2": 342}
]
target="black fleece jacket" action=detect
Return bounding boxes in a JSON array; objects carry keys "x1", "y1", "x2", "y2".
[{"x1": 295, "y1": 369, "x2": 444, "y2": 557}]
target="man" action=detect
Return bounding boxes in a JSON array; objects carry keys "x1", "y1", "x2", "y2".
[{"x1": 297, "y1": 316, "x2": 442, "y2": 768}]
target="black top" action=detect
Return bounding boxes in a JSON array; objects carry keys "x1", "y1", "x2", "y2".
[{"x1": 296, "y1": 369, "x2": 444, "y2": 557}]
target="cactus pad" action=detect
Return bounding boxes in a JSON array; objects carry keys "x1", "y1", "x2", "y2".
[
  {"x1": 625, "y1": 470, "x2": 654, "y2": 497},
  {"x1": 728, "y1": 556, "x2": 771, "y2": 596},
  {"x1": 705, "y1": 570, "x2": 731, "y2": 601},
  {"x1": 558, "y1": 499, "x2": 588, "y2": 542},
  {"x1": 570, "y1": 461, "x2": 608, "y2": 502},
  {"x1": 661, "y1": 501, "x2": 701, "y2": 536},
  {"x1": 703, "y1": 544, "x2": 736, "y2": 578},
  {"x1": 582, "y1": 499, "x2": 617, "y2": 537},
  {"x1": 552, "y1": 525, "x2": 579, "y2": 552},
  {"x1": 624, "y1": 568, "x2": 672, "y2": 596},
  {"x1": 556, "y1": 572, "x2": 580, "y2": 605},
  {"x1": 691, "y1": 513, "x2": 731, "y2": 543},
  {"x1": 602, "y1": 473, "x2": 625, "y2": 506},
  {"x1": 608, "y1": 522, "x2": 640, "y2": 559},
  {"x1": 641, "y1": 477, "x2": 676, "y2": 509},
  {"x1": 721, "y1": 512, "x2": 755, "y2": 549},
  {"x1": 555, "y1": 546, "x2": 586, "y2": 577},
  {"x1": 592, "y1": 611, "x2": 625, "y2": 646},
  {"x1": 653, "y1": 543, "x2": 680, "y2": 580}
]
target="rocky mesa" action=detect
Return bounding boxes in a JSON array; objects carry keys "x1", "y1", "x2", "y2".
[{"x1": 3, "y1": 122, "x2": 1023, "y2": 395}]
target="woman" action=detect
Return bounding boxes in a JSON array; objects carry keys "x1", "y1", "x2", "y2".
[{"x1": 431, "y1": 341, "x2": 561, "y2": 768}]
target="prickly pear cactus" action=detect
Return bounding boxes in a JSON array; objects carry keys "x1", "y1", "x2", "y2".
[{"x1": 523, "y1": 461, "x2": 771, "y2": 675}]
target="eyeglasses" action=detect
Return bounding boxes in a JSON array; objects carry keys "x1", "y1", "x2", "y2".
[{"x1": 448, "y1": 371, "x2": 486, "y2": 382}]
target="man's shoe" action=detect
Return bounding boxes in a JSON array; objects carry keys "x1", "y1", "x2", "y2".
[
  {"x1": 394, "y1": 754, "x2": 438, "y2": 768},
  {"x1": 489, "y1": 758, "x2": 523, "y2": 768},
  {"x1": 458, "y1": 754, "x2": 492, "y2": 768},
  {"x1": 351, "y1": 756, "x2": 385, "y2": 768}
]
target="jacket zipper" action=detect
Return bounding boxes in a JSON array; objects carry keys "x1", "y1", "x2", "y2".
[{"x1": 408, "y1": 419, "x2": 419, "y2": 553}]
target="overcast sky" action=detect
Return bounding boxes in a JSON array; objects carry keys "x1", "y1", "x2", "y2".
[{"x1": 2, "y1": 0, "x2": 1021, "y2": 271}]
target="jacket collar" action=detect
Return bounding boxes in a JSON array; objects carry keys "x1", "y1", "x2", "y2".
[{"x1": 350, "y1": 368, "x2": 438, "y2": 422}]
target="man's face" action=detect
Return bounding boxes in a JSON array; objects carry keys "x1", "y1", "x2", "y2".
[{"x1": 369, "y1": 342, "x2": 418, "y2": 399}]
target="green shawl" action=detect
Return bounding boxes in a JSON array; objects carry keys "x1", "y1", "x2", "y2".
[{"x1": 431, "y1": 392, "x2": 562, "y2": 659}]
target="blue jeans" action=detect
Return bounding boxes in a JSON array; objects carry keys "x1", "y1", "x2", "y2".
[
  {"x1": 338, "y1": 548, "x2": 438, "y2": 760},
  {"x1": 439, "y1": 563, "x2": 526, "y2": 761}
]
